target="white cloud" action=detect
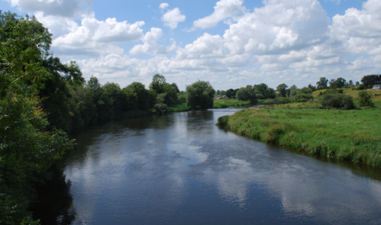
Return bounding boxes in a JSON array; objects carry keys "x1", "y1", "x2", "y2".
[
  {"x1": 329, "y1": 0, "x2": 381, "y2": 55},
  {"x1": 52, "y1": 16, "x2": 145, "y2": 57},
  {"x1": 129, "y1": 28, "x2": 178, "y2": 55},
  {"x1": 193, "y1": 0, "x2": 245, "y2": 29},
  {"x1": 6, "y1": 0, "x2": 91, "y2": 18},
  {"x1": 161, "y1": 7, "x2": 186, "y2": 29},
  {"x1": 159, "y1": 2, "x2": 169, "y2": 9}
]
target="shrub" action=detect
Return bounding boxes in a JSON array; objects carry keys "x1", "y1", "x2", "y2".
[
  {"x1": 358, "y1": 90, "x2": 374, "y2": 107},
  {"x1": 321, "y1": 93, "x2": 355, "y2": 109}
]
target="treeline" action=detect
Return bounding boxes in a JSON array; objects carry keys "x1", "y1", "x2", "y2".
[{"x1": 215, "y1": 75, "x2": 379, "y2": 106}]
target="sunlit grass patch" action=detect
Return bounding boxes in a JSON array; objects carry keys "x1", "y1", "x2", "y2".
[{"x1": 216, "y1": 102, "x2": 381, "y2": 167}]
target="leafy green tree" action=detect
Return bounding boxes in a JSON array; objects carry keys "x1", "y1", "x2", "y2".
[
  {"x1": 186, "y1": 80, "x2": 215, "y2": 110},
  {"x1": 359, "y1": 91, "x2": 374, "y2": 107},
  {"x1": 170, "y1": 83, "x2": 180, "y2": 93},
  {"x1": 0, "y1": 11, "x2": 73, "y2": 224},
  {"x1": 321, "y1": 93, "x2": 355, "y2": 109},
  {"x1": 162, "y1": 83, "x2": 178, "y2": 106},
  {"x1": 149, "y1": 74, "x2": 166, "y2": 94},
  {"x1": 154, "y1": 93, "x2": 167, "y2": 115},
  {"x1": 128, "y1": 82, "x2": 150, "y2": 110},
  {"x1": 308, "y1": 84, "x2": 317, "y2": 91},
  {"x1": 361, "y1": 74, "x2": 381, "y2": 88},
  {"x1": 293, "y1": 87, "x2": 313, "y2": 102},
  {"x1": 276, "y1": 83, "x2": 288, "y2": 97},
  {"x1": 266, "y1": 88, "x2": 276, "y2": 99},
  {"x1": 330, "y1": 77, "x2": 346, "y2": 89},
  {"x1": 289, "y1": 85, "x2": 298, "y2": 98},
  {"x1": 236, "y1": 85, "x2": 260, "y2": 104},
  {"x1": 316, "y1": 77, "x2": 328, "y2": 90},
  {"x1": 254, "y1": 83, "x2": 268, "y2": 99}
]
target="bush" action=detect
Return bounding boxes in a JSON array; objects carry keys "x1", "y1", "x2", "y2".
[
  {"x1": 321, "y1": 93, "x2": 355, "y2": 109},
  {"x1": 358, "y1": 91, "x2": 374, "y2": 107}
]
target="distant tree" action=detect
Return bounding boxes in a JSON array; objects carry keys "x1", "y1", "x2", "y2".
[
  {"x1": 355, "y1": 81, "x2": 360, "y2": 86},
  {"x1": 216, "y1": 90, "x2": 221, "y2": 95},
  {"x1": 308, "y1": 84, "x2": 317, "y2": 91},
  {"x1": 316, "y1": 77, "x2": 328, "y2": 90},
  {"x1": 266, "y1": 88, "x2": 276, "y2": 99},
  {"x1": 361, "y1": 74, "x2": 381, "y2": 88},
  {"x1": 128, "y1": 82, "x2": 150, "y2": 110},
  {"x1": 277, "y1": 83, "x2": 288, "y2": 97},
  {"x1": 330, "y1": 77, "x2": 346, "y2": 89},
  {"x1": 149, "y1": 74, "x2": 166, "y2": 94},
  {"x1": 359, "y1": 91, "x2": 374, "y2": 107},
  {"x1": 154, "y1": 93, "x2": 167, "y2": 115},
  {"x1": 236, "y1": 85, "x2": 260, "y2": 104},
  {"x1": 226, "y1": 89, "x2": 235, "y2": 98},
  {"x1": 294, "y1": 87, "x2": 313, "y2": 102},
  {"x1": 186, "y1": 80, "x2": 215, "y2": 110},
  {"x1": 170, "y1": 82, "x2": 180, "y2": 93},
  {"x1": 348, "y1": 80, "x2": 353, "y2": 87},
  {"x1": 254, "y1": 83, "x2": 268, "y2": 99},
  {"x1": 289, "y1": 85, "x2": 298, "y2": 98},
  {"x1": 162, "y1": 83, "x2": 178, "y2": 106}
]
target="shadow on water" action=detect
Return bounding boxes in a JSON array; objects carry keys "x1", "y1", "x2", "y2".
[{"x1": 30, "y1": 166, "x2": 77, "y2": 225}]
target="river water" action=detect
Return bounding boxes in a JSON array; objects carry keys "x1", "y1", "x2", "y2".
[{"x1": 52, "y1": 108, "x2": 381, "y2": 224}]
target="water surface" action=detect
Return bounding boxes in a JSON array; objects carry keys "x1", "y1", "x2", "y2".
[{"x1": 59, "y1": 109, "x2": 381, "y2": 224}]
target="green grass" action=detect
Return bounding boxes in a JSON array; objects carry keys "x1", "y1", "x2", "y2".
[
  {"x1": 217, "y1": 101, "x2": 381, "y2": 167},
  {"x1": 167, "y1": 102, "x2": 191, "y2": 112},
  {"x1": 213, "y1": 99, "x2": 250, "y2": 108}
]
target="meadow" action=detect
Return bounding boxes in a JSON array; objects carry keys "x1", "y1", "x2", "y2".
[{"x1": 217, "y1": 93, "x2": 381, "y2": 167}]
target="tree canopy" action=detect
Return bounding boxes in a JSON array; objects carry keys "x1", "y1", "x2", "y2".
[{"x1": 186, "y1": 80, "x2": 215, "y2": 110}]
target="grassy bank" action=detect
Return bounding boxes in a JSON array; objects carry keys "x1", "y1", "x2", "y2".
[
  {"x1": 213, "y1": 99, "x2": 251, "y2": 108},
  {"x1": 217, "y1": 101, "x2": 381, "y2": 167}
]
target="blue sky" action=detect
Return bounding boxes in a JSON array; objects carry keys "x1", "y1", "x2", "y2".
[{"x1": 1, "y1": 0, "x2": 380, "y2": 91}]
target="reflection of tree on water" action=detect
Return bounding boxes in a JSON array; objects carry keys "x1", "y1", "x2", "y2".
[{"x1": 30, "y1": 167, "x2": 76, "y2": 225}]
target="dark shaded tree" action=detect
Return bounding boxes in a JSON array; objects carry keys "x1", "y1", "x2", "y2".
[
  {"x1": 186, "y1": 80, "x2": 215, "y2": 110},
  {"x1": 316, "y1": 77, "x2": 328, "y2": 90},
  {"x1": 277, "y1": 83, "x2": 288, "y2": 97}
]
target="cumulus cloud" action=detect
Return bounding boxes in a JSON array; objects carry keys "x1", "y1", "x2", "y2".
[
  {"x1": 52, "y1": 17, "x2": 145, "y2": 56},
  {"x1": 129, "y1": 28, "x2": 178, "y2": 55},
  {"x1": 6, "y1": 0, "x2": 91, "y2": 18},
  {"x1": 193, "y1": 0, "x2": 245, "y2": 29},
  {"x1": 159, "y1": 2, "x2": 169, "y2": 9},
  {"x1": 161, "y1": 7, "x2": 186, "y2": 29}
]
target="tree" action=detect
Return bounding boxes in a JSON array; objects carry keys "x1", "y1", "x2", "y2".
[
  {"x1": 289, "y1": 85, "x2": 298, "y2": 98},
  {"x1": 149, "y1": 74, "x2": 166, "y2": 94},
  {"x1": 294, "y1": 87, "x2": 313, "y2": 102},
  {"x1": 186, "y1": 80, "x2": 215, "y2": 110},
  {"x1": 236, "y1": 85, "x2": 260, "y2": 104},
  {"x1": 361, "y1": 74, "x2": 381, "y2": 88},
  {"x1": 358, "y1": 91, "x2": 374, "y2": 107},
  {"x1": 162, "y1": 83, "x2": 178, "y2": 106},
  {"x1": 316, "y1": 77, "x2": 328, "y2": 90},
  {"x1": 0, "y1": 11, "x2": 73, "y2": 224},
  {"x1": 154, "y1": 93, "x2": 167, "y2": 115},
  {"x1": 254, "y1": 83, "x2": 268, "y2": 99},
  {"x1": 170, "y1": 82, "x2": 180, "y2": 93},
  {"x1": 330, "y1": 77, "x2": 346, "y2": 89},
  {"x1": 277, "y1": 83, "x2": 288, "y2": 97},
  {"x1": 128, "y1": 82, "x2": 150, "y2": 110},
  {"x1": 266, "y1": 88, "x2": 276, "y2": 99},
  {"x1": 308, "y1": 84, "x2": 317, "y2": 91}
]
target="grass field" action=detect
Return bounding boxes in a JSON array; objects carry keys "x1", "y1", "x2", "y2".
[
  {"x1": 217, "y1": 101, "x2": 381, "y2": 167},
  {"x1": 213, "y1": 99, "x2": 250, "y2": 108}
]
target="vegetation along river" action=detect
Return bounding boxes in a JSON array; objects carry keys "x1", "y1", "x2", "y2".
[{"x1": 46, "y1": 108, "x2": 381, "y2": 224}]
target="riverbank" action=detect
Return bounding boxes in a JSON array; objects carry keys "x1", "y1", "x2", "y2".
[{"x1": 217, "y1": 102, "x2": 381, "y2": 167}]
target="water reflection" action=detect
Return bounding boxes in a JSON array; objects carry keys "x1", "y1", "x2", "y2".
[{"x1": 58, "y1": 109, "x2": 381, "y2": 225}]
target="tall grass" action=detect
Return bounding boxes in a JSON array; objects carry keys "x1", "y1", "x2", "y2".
[{"x1": 217, "y1": 101, "x2": 381, "y2": 167}]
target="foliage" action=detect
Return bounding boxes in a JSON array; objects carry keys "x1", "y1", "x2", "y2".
[
  {"x1": 359, "y1": 90, "x2": 374, "y2": 107},
  {"x1": 276, "y1": 83, "x2": 289, "y2": 97},
  {"x1": 154, "y1": 93, "x2": 167, "y2": 115},
  {"x1": 293, "y1": 87, "x2": 313, "y2": 102},
  {"x1": 213, "y1": 99, "x2": 250, "y2": 108},
  {"x1": 217, "y1": 102, "x2": 381, "y2": 167},
  {"x1": 266, "y1": 88, "x2": 276, "y2": 99},
  {"x1": 316, "y1": 77, "x2": 328, "y2": 90},
  {"x1": 225, "y1": 88, "x2": 239, "y2": 98},
  {"x1": 149, "y1": 74, "x2": 166, "y2": 94},
  {"x1": 361, "y1": 74, "x2": 381, "y2": 89},
  {"x1": 236, "y1": 85, "x2": 260, "y2": 104},
  {"x1": 321, "y1": 93, "x2": 355, "y2": 109},
  {"x1": 329, "y1": 77, "x2": 347, "y2": 89},
  {"x1": 186, "y1": 80, "x2": 215, "y2": 110}
]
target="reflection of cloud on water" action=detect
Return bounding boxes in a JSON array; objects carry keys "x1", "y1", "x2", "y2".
[{"x1": 204, "y1": 157, "x2": 254, "y2": 207}]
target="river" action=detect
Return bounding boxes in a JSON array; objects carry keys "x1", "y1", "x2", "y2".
[{"x1": 41, "y1": 108, "x2": 381, "y2": 224}]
